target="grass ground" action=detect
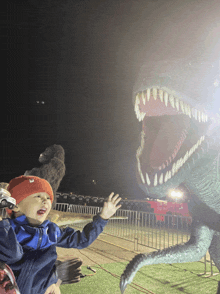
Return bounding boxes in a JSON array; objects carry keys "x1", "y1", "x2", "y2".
[
  {"x1": 58, "y1": 220, "x2": 219, "y2": 293},
  {"x1": 60, "y1": 261, "x2": 220, "y2": 294}
]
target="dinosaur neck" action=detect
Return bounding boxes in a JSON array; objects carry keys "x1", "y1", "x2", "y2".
[{"x1": 185, "y1": 152, "x2": 220, "y2": 213}]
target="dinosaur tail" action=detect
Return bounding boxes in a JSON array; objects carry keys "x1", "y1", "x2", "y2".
[{"x1": 120, "y1": 227, "x2": 213, "y2": 293}]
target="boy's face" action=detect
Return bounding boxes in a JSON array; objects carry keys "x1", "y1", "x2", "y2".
[{"x1": 12, "y1": 192, "x2": 52, "y2": 227}]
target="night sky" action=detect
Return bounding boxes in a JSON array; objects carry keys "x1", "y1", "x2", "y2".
[{"x1": 3, "y1": 0, "x2": 220, "y2": 199}]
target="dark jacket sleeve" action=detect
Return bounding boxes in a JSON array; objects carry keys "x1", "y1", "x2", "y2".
[
  {"x1": 0, "y1": 219, "x2": 23, "y2": 263},
  {"x1": 56, "y1": 214, "x2": 108, "y2": 249}
]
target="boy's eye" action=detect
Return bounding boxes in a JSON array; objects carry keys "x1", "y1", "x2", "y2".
[{"x1": 36, "y1": 195, "x2": 50, "y2": 200}]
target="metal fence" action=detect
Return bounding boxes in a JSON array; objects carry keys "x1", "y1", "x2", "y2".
[{"x1": 65, "y1": 204, "x2": 192, "y2": 251}]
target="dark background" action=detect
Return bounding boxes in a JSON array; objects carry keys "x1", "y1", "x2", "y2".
[{"x1": 3, "y1": 0, "x2": 220, "y2": 198}]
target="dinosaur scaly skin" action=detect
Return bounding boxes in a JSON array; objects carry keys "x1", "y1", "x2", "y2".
[{"x1": 120, "y1": 58, "x2": 220, "y2": 293}]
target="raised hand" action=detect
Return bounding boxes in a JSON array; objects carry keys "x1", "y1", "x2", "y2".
[{"x1": 99, "y1": 192, "x2": 121, "y2": 220}]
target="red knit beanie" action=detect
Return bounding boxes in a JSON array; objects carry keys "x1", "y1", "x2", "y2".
[{"x1": 6, "y1": 175, "x2": 54, "y2": 217}]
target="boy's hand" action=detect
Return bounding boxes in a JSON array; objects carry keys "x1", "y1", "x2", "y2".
[
  {"x1": 44, "y1": 279, "x2": 62, "y2": 294},
  {"x1": 99, "y1": 192, "x2": 121, "y2": 220}
]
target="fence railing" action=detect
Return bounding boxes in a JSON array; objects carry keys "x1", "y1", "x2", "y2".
[
  {"x1": 67, "y1": 204, "x2": 102, "y2": 215},
  {"x1": 65, "y1": 204, "x2": 192, "y2": 251}
]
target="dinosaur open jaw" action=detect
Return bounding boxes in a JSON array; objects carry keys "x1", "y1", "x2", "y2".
[
  {"x1": 135, "y1": 88, "x2": 209, "y2": 187},
  {"x1": 135, "y1": 88, "x2": 208, "y2": 122}
]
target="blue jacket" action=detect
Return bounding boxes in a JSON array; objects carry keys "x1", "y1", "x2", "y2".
[{"x1": 0, "y1": 214, "x2": 108, "y2": 294}]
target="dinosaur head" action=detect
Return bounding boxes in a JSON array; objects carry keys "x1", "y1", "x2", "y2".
[{"x1": 133, "y1": 58, "x2": 220, "y2": 199}]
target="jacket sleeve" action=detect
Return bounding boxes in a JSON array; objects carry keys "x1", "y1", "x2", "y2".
[
  {"x1": 0, "y1": 218, "x2": 23, "y2": 263},
  {"x1": 56, "y1": 214, "x2": 108, "y2": 249}
]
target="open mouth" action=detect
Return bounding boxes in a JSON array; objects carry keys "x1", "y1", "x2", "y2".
[
  {"x1": 37, "y1": 208, "x2": 47, "y2": 215},
  {"x1": 135, "y1": 88, "x2": 209, "y2": 187}
]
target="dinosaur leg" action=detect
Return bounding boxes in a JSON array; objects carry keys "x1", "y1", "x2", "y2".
[
  {"x1": 208, "y1": 232, "x2": 220, "y2": 294},
  {"x1": 120, "y1": 220, "x2": 214, "y2": 293}
]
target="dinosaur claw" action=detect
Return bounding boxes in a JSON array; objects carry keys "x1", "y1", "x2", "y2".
[{"x1": 120, "y1": 274, "x2": 128, "y2": 293}]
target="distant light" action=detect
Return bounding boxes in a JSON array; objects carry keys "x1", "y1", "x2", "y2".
[
  {"x1": 41, "y1": 101, "x2": 45, "y2": 104},
  {"x1": 36, "y1": 101, "x2": 40, "y2": 104},
  {"x1": 169, "y1": 190, "x2": 183, "y2": 199}
]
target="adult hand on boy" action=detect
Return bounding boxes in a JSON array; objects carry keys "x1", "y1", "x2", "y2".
[
  {"x1": 99, "y1": 192, "x2": 121, "y2": 220},
  {"x1": 44, "y1": 279, "x2": 62, "y2": 294}
]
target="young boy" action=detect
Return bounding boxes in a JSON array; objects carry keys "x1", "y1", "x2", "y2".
[{"x1": 0, "y1": 175, "x2": 121, "y2": 294}]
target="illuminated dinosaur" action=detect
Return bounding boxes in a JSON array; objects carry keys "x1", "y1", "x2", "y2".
[{"x1": 120, "y1": 56, "x2": 220, "y2": 293}]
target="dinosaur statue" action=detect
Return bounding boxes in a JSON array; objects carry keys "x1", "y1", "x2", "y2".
[{"x1": 120, "y1": 57, "x2": 220, "y2": 293}]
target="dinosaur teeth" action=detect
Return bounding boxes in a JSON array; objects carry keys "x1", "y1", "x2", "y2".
[
  {"x1": 175, "y1": 98, "x2": 179, "y2": 111},
  {"x1": 137, "y1": 158, "x2": 145, "y2": 184},
  {"x1": 164, "y1": 171, "x2": 169, "y2": 183},
  {"x1": 169, "y1": 95, "x2": 175, "y2": 108},
  {"x1": 135, "y1": 89, "x2": 208, "y2": 123},
  {"x1": 140, "y1": 172, "x2": 145, "y2": 184},
  {"x1": 146, "y1": 173, "x2": 151, "y2": 185},
  {"x1": 202, "y1": 112, "x2": 206, "y2": 122},
  {"x1": 140, "y1": 130, "x2": 145, "y2": 148},
  {"x1": 159, "y1": 173, "x2": 163, "y2": 184},
  {"x1": 180, "y1": 100, "x2": 185, "y2": 113},
  {"x1": 159, "y1": 90, "x2": 163, "y2": 102},
  {"x1": 147, "y1": 88, "x2": 151, "y2": 101},
  {"x1": 192, "y1": 108, "x2": 197, "y2": 120},
  {"x1": 136, "y1": 146, "x2": 142, "y2": 157},
  {"x1": 164, "y1": 92, "x2": 168, "y2": 106},
  {"x1": 172, "y1": 162, "x2": 176, "y2": 176},
  {"x1": 153, "y1": 88, "x2": 157, "y2": 100},
  {"x1": 142, "y1": 91, "x2": 146, "y2": 105},
  {"x1": 184, "y1": 104, "x2": 188, "y2": 115},
  {"x1": 187, "y1": 105, "x2": 191, "y2": 118},
  {"x1": 154, "y1": 173, "x2": 158, "y2": 186},
  {"x1": 134, "y1": 93, "x2": 146, "y2": 122},
  {"x1": 168, "y1": 171, "x2": 172, "y2": 179},
  {"x1": 137, "y1": 135, "x2": 205, "y2": 187},
  {"x1": 198, "y1": 111, "x2": 201, "y2": 122}
]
